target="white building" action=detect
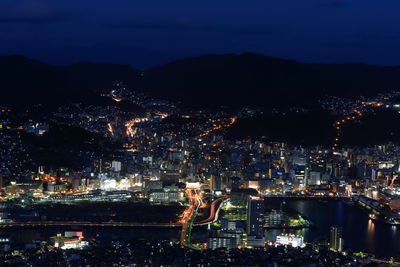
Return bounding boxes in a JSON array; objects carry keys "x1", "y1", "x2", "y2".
[
  {"x1": 276, "y1": 234, "x2": 304, "y2": 248},
  {"x1": 207, "y1": 237, "x2": 236, "y2": 249},
  {"x1": 149, "y1": 190, "x2": 180, "y2": 203},
  {"x1": 111, "y1": 161, "x2": 122, "y2": 172}
]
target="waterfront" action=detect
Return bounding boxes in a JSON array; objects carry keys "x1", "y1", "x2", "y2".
[
  {"x1": 265, "y1": 199, "x2": 400, "y2": 257},
  {"x1": 8, "y1": 202, "x2": 184, "y2": 223},
  {"x1": 0, "y1": 226, "x2": 181, "y2": 244}
]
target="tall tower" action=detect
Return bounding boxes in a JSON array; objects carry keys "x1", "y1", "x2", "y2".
[
  {"x1": 210, "y1": 175, "x2": 223, "y2": 191},
  {"x1": 330, "y1": 226, "x2": 343, "y2": 251},
  {"x1": 246, "y1": 197, "x2": 264, "y2": 237}
]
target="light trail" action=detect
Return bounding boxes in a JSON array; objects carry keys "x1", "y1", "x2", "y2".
[
  {"x1": 199, "y1": 117, "x2": 237, "y2": 137},
  {"x1": 107, "y1": 123, "x2": 114, "y2": 136},
  {"x1": 180, "y1": 189, "x2": 201, "y2": 248},
  {"x1": 195, "y1": 196, "x2": 227, "y2": 225},
  {"x1": 389, "y1": 175, "x2": 398, "y2": 188},
  {"x1": 112, "y1": 97, "x2": 122, "y2": 102}
]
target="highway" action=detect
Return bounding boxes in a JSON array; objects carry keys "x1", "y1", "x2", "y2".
[
  {"x1": 180, "y1": 189, "x2": 201, "y2": 248},
  {"x1": 195, "y1": 196, "x2": 227, "y2": 226}
]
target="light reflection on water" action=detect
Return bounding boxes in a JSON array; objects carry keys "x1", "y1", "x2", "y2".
[
  {"x1": 366, "y1": 219, "x2": 375, "y2": 252},
  {"x1": 265, "y1": 199, "x2": 400, "y2": 257}
]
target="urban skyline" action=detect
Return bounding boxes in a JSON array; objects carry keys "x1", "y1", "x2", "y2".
[{"x1": 2, "y1": 1, "x2": 400, "y2": 266}]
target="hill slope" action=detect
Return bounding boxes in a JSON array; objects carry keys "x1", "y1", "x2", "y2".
[
  {"x1": 141, "y1": 53, "x2": 400, "y2": 107},
  {"x1": 2, "y1": 53, "x2": 400, "y2": 108},
  {"x1": 0, "y1": 55, "x2": 140, "y2": 107}
]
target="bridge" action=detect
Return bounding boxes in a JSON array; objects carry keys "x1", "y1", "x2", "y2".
[{"x1": 0, "y1": 221, "x2": 182, "y2": 228}]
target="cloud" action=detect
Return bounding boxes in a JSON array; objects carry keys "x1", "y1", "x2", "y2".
[{"x1": 109, "y1": 19, "x2": 289, "y2": 36}]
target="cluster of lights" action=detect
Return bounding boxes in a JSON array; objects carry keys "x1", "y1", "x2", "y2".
[
  {"x1": 199, "y1": 117, "x2": 237, "y2": 137},
  {"x1": 125, "y1": 117, "x2": 149, "y2": 137},
  {"x1": 389, "y1": 175, "x2": 398, "y2": 188},
  {"x1": 41, "y1": 174, "x2": 65, "y2": 183},
  {"x1": 331, "y1": 101, "x2": 384, "y2": 150},
  {"x1": 179, "y1": 190, "x2": 193, "y2": 244},
  {"x1": 112, "y1": 97, "x2": 122, "y2": 102},
  {"x1": 154, "y1": 112, "x2": 168, "y2": 119},
  {"x1": 178, "y1": 189, "x2": 197, "y2": 224},
  {"x1": 107, "y1": 123, "x2": 114, "y2": 136}
]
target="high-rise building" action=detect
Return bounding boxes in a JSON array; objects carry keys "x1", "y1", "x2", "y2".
[
  {"x1": 246, "y1": 197, "x2": 264, "y2": 238},
  {"x1": 221, "y1": 218, "x2": 237, "y2": 231},
  {"x1": 292, "y1": 165, "x2": 307, "y2": 186},
  {"x1": 330, "y1": 226, "x2": 343, "y2": 251},
  {"x1": 111, "y1": 161, "x2": 121, "y2": 172},
  {"x1": 308, "y1": 171, "x2": 321, "y2": 186},
  {"x1": 211, "y1": 175, "x2": 223, "y2": 191},
  {"x1": 207, "y1": 237, "x2": 236, "y2": 250}
]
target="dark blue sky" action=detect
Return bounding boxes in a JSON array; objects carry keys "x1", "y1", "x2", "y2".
[{"x1": 1, "y1": 0, "x2": 400, "y2": 68}]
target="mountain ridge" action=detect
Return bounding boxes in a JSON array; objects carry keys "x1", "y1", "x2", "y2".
[{"x1": 2, "y1": 53, "x2": 400, "y2": 108}]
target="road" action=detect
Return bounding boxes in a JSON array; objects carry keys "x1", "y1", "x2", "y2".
[
  {"x1": 371, "y1": 258, "x2": 400, "y2": 266},
  {"x1": 195, "y1": 196, "x2": 227, "y2": 226},
  {"x1": 180, "y1": 189, "x2": 201, "y2": 248}
]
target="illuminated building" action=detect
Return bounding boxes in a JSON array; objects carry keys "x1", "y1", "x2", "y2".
[
  {"x1": 246, "y1": 197, "x2": 264, "y2": 238},
  {"x1": 5, "y1": 180, "x2": 43, "y2": 196},
  {"x1": 128, "y1": 173, "x2": 143, "y2": 186},
  {"x1": 291, "y1": 165, "x2": 307, "y2": 186},
  {"x1": 0, "y1": 235, "x2": 10, "y2": 252},
  {"x1": 207, "y1": 237, "x2": 236, "y2": 249},
  {"x1": 276, "y1": 234, "x2": 304, "y2": 247},
  {"x1": 246, "y1": 235, "x2": 265, "y2": 248},
  {"x1": 330, "y1": 226, "x2": 343, "y2": 252},
  {"x1": 100, "y1": 178, "x2": 117, "y2": 191},
  {"x1": 221, "y1": 218, "x2": 237, "y2": 231},
  {"x1": 111, "y1": 161, "x2": 122, "y2": 172},
  {"x1": 23, "y1": 123, "x2": 49, "y2": 136},
  {"x1": 143, "y1": 180, "x2": 163, "y2": 193},
  {"x1": 308, "y1": 171, "x2": 321, "y2": 186},
  {"x1": 149, "y1": 190, "x2": 180, "y2": 203},
  {"x1": 211, "y1": 175, "x2": 224, "y2": 191},
  {"x1": 52, "y1": 231, "x2": 88, "y2": 250},
  {"x1": 264, "y1": 210, "x2": 287, "y2": 227},
  {"x1": 248, "y1": 180, "x2": 260, "y2": 191},
  {"x1": 160, "y1": 169, "x2": 180, "y2": 183}
]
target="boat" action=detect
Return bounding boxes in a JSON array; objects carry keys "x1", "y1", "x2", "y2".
[{"x1": 369, "y1": 213, "x2": 400, "y2": 225}]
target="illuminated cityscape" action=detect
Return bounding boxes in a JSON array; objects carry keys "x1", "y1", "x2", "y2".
[
  {"x1": 1, "y1": 80, "x2": 400, "y2": 265},
  {"x1": 3, "y1": 1, "x2": 400, "y2": 266}
]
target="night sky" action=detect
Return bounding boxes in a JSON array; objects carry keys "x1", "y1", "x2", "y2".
[{"x1": 1, "y1": 0, "x2": 400, "y2": 68}]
